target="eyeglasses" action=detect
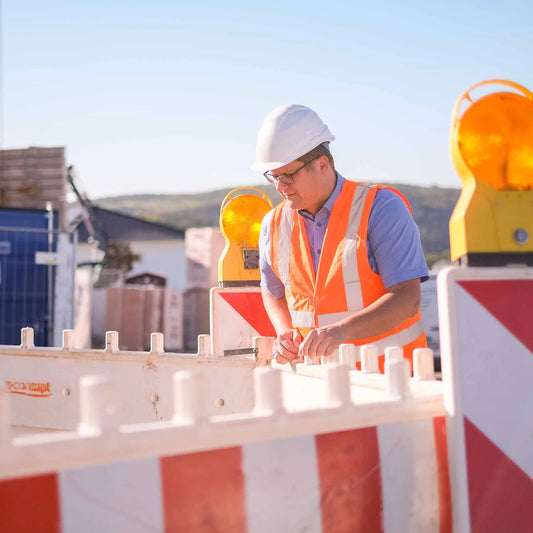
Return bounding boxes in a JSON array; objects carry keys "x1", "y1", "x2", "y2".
[{"x1": 263, "y1": 157, "x2": 318, "y2": 185}]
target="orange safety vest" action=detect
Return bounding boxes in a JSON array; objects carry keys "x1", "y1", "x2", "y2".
[{"x1": 269, "y1": 180, "x2": 427, "y2": 373}]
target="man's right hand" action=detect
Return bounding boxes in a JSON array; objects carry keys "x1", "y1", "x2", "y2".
[{"x1": 273, "y1": 328, "x2": 303, "y2": 365}]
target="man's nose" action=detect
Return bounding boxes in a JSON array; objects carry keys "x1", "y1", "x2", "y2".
[{"x1": 275, "y1": 180, "x2": 288, "y2": 192}]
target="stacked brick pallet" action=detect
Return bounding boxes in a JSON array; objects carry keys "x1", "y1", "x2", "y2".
[
  {"x1": 0, "y1": 147, "x2": 67, "y2": 228},
  {"x1": 105, "y1": 286, "x2": 183, "y2": 351}
]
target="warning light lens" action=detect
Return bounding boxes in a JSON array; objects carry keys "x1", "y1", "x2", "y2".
[
  {"x1": 454, "y1": 90, "x2": 533, "y2": 190},
  {"x1": 221, "y1": 193, "x2": 272, "y2": 248}
]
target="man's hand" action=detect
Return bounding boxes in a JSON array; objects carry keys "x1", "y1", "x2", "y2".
[
  {"x1": 298, "y1": 324, "x2": 344, "y2": 359},
  {"x1": 274, "y1": 328, "x2": 303, "y2": 365},
  {"x1": 261, "y1": 289, "x2": 304, "y2": 365}
]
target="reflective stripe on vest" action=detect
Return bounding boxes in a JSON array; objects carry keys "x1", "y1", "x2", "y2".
[
  {"x1": 340, "y1": 183, "x2": 371, "y2": 310},
  {"x1": 275, "y1": 202, "x2": 295, "y2": 290}
]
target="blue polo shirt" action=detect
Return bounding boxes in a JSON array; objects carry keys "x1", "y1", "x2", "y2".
[{"x1": 259, "y1": 174, "x2": 429, "y2": 298}]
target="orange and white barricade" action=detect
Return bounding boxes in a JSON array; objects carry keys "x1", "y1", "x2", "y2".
[
  {"x1": 438, "y1": 266, "x2": 533, "y2": 532},
  {"x1": 0, "y1": 355, "x2": 450, "y2": 532}
]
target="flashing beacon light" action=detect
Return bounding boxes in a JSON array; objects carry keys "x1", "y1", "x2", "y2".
[
  {"x1": 218, "y1": 187, "x2": 273, "y2": 286},
  {"x1": 449, "y1": 79, "x2": 533, "y2": 266}
]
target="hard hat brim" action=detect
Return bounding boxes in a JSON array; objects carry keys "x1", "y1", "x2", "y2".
[
  {"x1": 251, "y1": 137, "x2": 335, "y2": 173},
  {"x1": 250, "y1": 159, "x2": 294, "y2": 173}
]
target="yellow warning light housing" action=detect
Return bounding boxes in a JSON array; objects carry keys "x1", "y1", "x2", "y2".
[
  {"x1": 218, "y1": 187, "x2": 273, "y2": 286},
  {"x1": 449, "y1": 79, "x2": 533, "y2": 266}
]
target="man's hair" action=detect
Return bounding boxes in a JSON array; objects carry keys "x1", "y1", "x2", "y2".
[{"x1": 297, "y1": 142, "x2": 335, "y2": 171}]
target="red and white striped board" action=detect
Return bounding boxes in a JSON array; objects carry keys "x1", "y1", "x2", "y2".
[
  {"x1": 0, "y1": 418, "x2": 451, "y2": 532},
  {"x1": 438, "y1": 266, "x2": 533, "y2": 533},
  {"x1": 210, "y1": 287, "x2": 276, "y2": 356}
]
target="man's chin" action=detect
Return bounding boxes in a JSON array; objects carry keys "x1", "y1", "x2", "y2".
[{"x1": 283, "y1": 196, "x2": 299, "y2": 209}]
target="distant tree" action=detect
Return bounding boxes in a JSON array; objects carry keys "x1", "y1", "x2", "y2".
[
  {"x1": 102, "y1": 242, "x2": 141, "y2": 271},
  {"x1": 94, "y1": 242, "x2": 142, "y2": 287}
]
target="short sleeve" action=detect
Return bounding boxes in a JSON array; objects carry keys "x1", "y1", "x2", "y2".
[{"x1": 367, "y1": 189, "x2": 429, "y2": 288}]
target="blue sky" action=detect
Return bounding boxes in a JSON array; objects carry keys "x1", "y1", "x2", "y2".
[{"x1": 2, "y1": 1, "x2": 532, "y2": 199}]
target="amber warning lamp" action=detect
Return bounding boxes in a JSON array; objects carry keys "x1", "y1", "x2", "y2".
[
  {"x1": 449, "y1": 79, "x2": 533, "y2": 266},
  {"x1": 218, "y1": 187, "x2": 273, "y2": 286}
]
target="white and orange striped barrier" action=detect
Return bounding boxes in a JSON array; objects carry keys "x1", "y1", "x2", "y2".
[
  {"x1": 0, "y1": 422, "x2": 450, "y2": 532},
  {"x1": 0, "y1": 360, "x2": 449, "y2": 532},
  {"x1": 438, "y1": 266, "x2": 533, "y2": 532},
  {"x1": 210, "y1": 286, "x2": 276, "y2": 356}
]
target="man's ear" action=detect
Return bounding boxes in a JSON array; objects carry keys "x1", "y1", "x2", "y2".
[{"x1": 318, "y1": 155, "x2": 329, "y2": 174}]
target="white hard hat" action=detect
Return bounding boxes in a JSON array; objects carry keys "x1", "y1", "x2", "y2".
[{"x1": 251, "y1": 104, "x2": 335, "y2": 172}]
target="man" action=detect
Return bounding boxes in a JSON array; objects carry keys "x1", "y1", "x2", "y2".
[{"x1": 252, "y1": 104, "x2": 429, "y2": 371}]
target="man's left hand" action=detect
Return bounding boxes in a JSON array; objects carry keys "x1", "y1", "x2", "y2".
[{"x1": 298, "y1": 324, "x2": 344, "y2": 359}]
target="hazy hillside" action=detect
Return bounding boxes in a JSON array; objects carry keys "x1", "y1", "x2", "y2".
[
  {"x1": 95, "y1": 184, "x2": 276, "y2": 231},
  {"x1": 95, "y1": 182, "x2": 460, "y2": 264}
]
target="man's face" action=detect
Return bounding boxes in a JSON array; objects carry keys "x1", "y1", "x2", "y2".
[{"x1": 270, "y1": 158, "x2": 325, "y2": 215}]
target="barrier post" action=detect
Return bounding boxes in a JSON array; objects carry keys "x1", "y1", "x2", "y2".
[{"x1": 78, "y1": 375, "x2": 118, "y2": 435}]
